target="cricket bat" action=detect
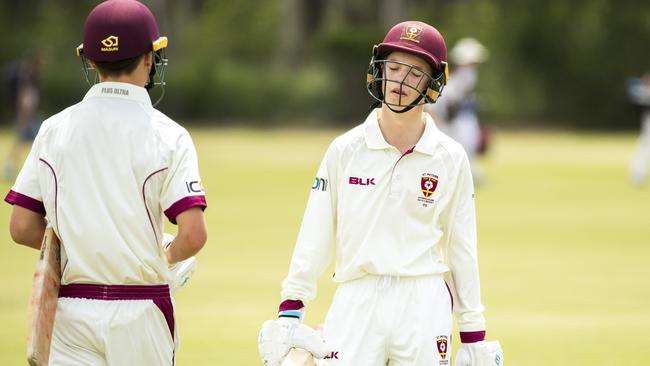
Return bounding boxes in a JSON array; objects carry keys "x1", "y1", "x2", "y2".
[
  {"x1": 26, "y1": 227, "x2": 61, "y2": 366},
  {"x1": 281, "y1": 348, "x2": 317, "y2": 366}
]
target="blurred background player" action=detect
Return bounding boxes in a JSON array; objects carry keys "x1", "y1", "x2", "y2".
[
  {"x1": 4, "y1": 1, "x2": 207, "y2": 365},
  {"x1": 626, "y1": 72, "x2": 650, "y2": 187},
  {"x1": 2, "y1": 51, "x2": 45, "y2": 181},
  {"x1": 259, "y1": 21, "x2": 502, "y2": 366},
  {"x1": 426, "y1": 37, "x2": 489, "y2": 185}
]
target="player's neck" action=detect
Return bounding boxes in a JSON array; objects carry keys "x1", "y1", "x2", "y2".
[
  {"x1": 378, "y1": 104, "x2": 426, "y2": 154},
  {"x1": 99, "y1": 74, "x2": 147, "y2": 88}
]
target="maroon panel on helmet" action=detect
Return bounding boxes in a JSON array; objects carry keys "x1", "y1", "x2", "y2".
[
  {"x1": 376, "y1": 21, "x2": 447, "y2": 73},
  {"x1": 82, "y1": 0, "x2": 160, "y2": 61}
]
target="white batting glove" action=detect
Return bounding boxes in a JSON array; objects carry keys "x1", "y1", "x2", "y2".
[
  {"x1": 162, "y1": 233, "x2": 197, "y2": 294},
  {"x1": 291, "y1": 320, "x2": 330, "y2": 359},
  {"x1": 168, "y1": 256, "x2": 196, "y2": 293},
  {"x1": 454, "y1": 340, "x2": 504, "y2": 366},
  {"x1": 258, "y1": 317, "x2": 330, "y2": 366},
  {"x1": 162, "y1": 233, "x2": 175, "y2": 250}
]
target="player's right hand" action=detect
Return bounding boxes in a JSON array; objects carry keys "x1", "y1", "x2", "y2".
[
  {"x1": 168, "y1": 256, "x2": 196, "y2": 293},
  {"x1": 258, "y1": 318, "x2": 330, "y2": 366},
  {"x1": 454, "y1": 340, "x2": 503, "y2": 366},
  {"x1": 162, "y1": 233, "x2": 175, "y2": 249},
  {"x1": 162, "y1": 233, "x2": 197, "y2": 293}
]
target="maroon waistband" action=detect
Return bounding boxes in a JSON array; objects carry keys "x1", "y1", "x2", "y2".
[{"x1": 59, "y1": 284, "x2": 170, "y2": 300}]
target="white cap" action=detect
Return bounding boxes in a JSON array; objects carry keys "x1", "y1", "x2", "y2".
[{"x1": 450, "y1": 37, "x2": 489, "y2": 65}]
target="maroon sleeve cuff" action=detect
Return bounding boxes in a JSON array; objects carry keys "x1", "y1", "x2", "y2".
[
  {"x1": 460, "y1": 330, "x2": 486, "y2": 343},
  {"x1": 279, "y1": 299, "x2": 305, "y2": 312},
  {"x1": 4, "y1": 190, "x2": 46, "y2": 215},
  {"x1": 164, "y1": 195, "x2": 207, "y2": 224}
]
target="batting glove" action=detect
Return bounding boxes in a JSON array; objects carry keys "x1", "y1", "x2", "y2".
[
  {"x1": 162, "y1": 233, "x2": 197, "y2": 294},
  {"x1": 454, "y1": 340, "x2": 504, "y2": 366},
  {"x1": 258, "y1": 317, "x2": 330, "y2": 366}
]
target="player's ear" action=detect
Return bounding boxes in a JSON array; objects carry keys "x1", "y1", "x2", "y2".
[{"x1": 143, "y1": 52, "x2": 153, "y2": 68}]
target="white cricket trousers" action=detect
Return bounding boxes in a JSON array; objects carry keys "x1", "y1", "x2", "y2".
[
  {"x1": 49, "y1": 284, "x2": 176, "y2": 366},
  {"x1": 322, "y1": 274, "x2": 453, "y2": 366}
]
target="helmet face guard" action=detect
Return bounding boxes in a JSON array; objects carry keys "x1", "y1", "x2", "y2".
[
  {"x1": 75, "y1": 36, "x2": 169, "y2": 107},
  {"x1": 146, "y1": 37, "x2": 169, "y2": 106},
  {"x1": 366, "y1": 47, "x2": 448, "y2": 113}
]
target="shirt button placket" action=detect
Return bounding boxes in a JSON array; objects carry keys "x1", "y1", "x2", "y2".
[{"x1": 388, "y1": 150, "x2": 403, "y2": 198}]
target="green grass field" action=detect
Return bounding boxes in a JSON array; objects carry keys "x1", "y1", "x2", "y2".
[{"x1": 1, "y1": 128, "x2": 649, "y2": 365}]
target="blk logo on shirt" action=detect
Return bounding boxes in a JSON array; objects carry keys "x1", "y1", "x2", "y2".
[{"x1": 349, "y1": 177, "x2": 375, "y2": 186}]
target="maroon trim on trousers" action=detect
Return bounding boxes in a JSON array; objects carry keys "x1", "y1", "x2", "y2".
[
  {"x1": 142, "y1": 167, "x2": 168, "y2": 245},
  {"x1": 59, "y1": 284, "x2": 175, "y2": 339},
  {"x1": 279, "y1": 299, "x2": 305, "y2": 312},
  {"x1": 444, "y1": 281, "x2": 454, "y2": 311},
  {"x1": 460, "y1": 330, "x2": 486, "y2": 343},
  {"x1": 164, "y1": 195, "x2": 207, "y2": 224},
  {"x1": 4, "y1": 190, "x2": 46, "y2": 215}
]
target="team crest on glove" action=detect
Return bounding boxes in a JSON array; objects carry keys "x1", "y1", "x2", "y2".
[{"x1": 436, "y1": 335, "x2": 449, "y2": 362}]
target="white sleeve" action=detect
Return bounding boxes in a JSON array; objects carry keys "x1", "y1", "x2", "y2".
[
  {"x1": 280, "y1": 142, "x2": 339, "y2": 303},
  {"x1": 444, "y1": 153, "x2": 486, "y2": 334},
  {"x1": 160, "y1": 131, "x2": 207, "y2": 224},
  {"x1": 5, "y1": 132, "x2": 46, "y2": 215}
]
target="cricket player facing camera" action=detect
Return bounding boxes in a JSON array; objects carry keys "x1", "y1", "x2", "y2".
[
  {"x1": 4, "y1": 1, "x2": 207, "y2": 365},
  {"x1": 259, "y1": 21, "x2": 503, "y2": 366}
]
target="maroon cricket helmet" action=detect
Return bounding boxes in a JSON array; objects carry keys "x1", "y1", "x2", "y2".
[
  {"x1": 366, "y1": 21, "x2": 449, "y2": 110},
  {"x1": 79, "y1": 0, "x2": 165, "y2": 61},
  {"x1": 375, "y1": 21, "x2": 447, "y2": 73}
]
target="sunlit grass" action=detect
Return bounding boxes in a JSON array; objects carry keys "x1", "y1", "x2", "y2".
[{"x1": 0, "y1": 127, "x2": 648, "y2": 365}]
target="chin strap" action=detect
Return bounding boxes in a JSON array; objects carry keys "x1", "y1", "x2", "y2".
[
  {"x1": 371, "y1": 94, "x2": 425, "y2": 114},
  {"x1": 388, "y1": 94, "x2": 425, "y2": 113},
  {"x1": 146, "y1": 49, "x2": 168, "y2": 107},
  {"x1": 368, "y1": 100, "x2": 381, "y2": 112}
]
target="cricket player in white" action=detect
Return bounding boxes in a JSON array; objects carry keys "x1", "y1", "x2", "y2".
[
  {"x1": 259, "y1": 22, "x2": 503, "y2": 366},
  {"x1": 627, "y1": 72, "x2": 650, "y2": 186},
  {"x1": 5, "y1": 1, "x2": 207, "y2": 365},
  {"x1": 426, "y1": 38, "x2": 490, "y2": 184}
]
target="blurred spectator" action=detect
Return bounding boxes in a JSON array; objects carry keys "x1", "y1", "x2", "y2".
[
  {"x1": 426, "y1": 37, "x2": 489, "y2": 184},
  {"x1": 627, "y1": 72, "x2": 650, "y2": 187},
  {"x1": 2, "y1": 51, "x2": 45, "y2": 181}
]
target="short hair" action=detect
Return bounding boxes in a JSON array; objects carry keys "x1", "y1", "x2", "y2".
[{"x1": 93, "y1": 54, "x2": 144, "y2": 78}]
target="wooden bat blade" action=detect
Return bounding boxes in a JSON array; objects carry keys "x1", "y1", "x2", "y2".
[
  {"x1": 281, "y1": 348, "x2": 317, "y2": 366},
  {"x1": 26, "y1": 227, "x2": 61, "y2": 366}
]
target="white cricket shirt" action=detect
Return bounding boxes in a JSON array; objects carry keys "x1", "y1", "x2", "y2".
[
  {"x1": 281, "y1": 109, "x2": 485, "y2": 332},
  {"x1": 5, "y1": 82, "x2": 207, "y2": 286}
]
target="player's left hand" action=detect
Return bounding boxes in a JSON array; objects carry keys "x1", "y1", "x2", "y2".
[{"x1": 454, "y1": 340, "x2": 503, "y2": 366}]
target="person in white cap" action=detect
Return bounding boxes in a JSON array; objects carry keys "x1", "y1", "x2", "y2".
[
  {"x1": 426, "y1": 37, "x2": 489, "y2": 184},
  {"x1": 259, "y1": 21, "x2": 503, "y2": 366},
  {"x1": 627, "y1": 72, "x2": 650, "y2": 186}
]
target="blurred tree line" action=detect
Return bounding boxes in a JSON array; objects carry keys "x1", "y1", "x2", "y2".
[{"x1": 1, "y1": 0, "x2": 649, "y2": 129}]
